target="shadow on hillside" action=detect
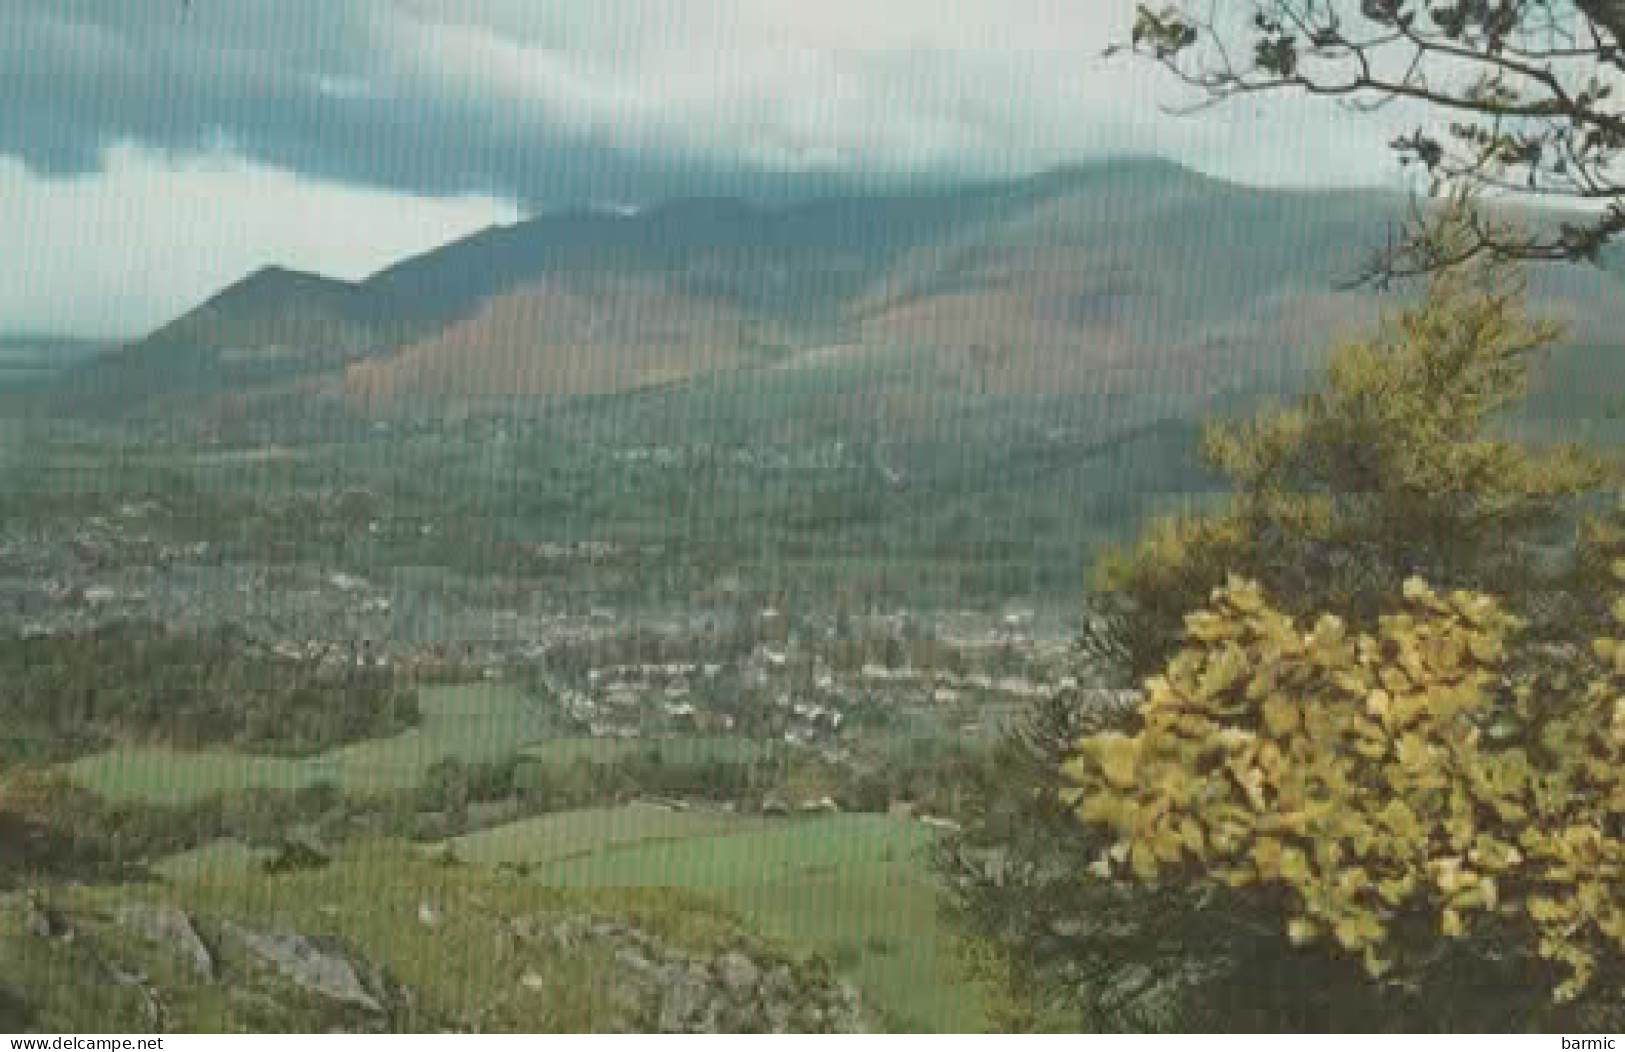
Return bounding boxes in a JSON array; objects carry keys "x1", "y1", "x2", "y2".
[{"x1": 0, "y1": 810, "x2": 151, "y2": 889}]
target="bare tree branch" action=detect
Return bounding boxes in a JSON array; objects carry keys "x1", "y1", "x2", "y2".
[{"x1": 1123, "y1": 0, "x2": 1625, "y2": 278}]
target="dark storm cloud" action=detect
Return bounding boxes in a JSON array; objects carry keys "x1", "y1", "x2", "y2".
[
  {"x1": 0, "y1": 0, "x2": 1407, "y2": 209},
  {"x1": 1, "y1": 1, "x2": 646, "y2": 203}
]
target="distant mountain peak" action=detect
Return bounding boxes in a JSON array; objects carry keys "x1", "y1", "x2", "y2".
[
  {"x1": 62, "y1": 160, "x2": 1569, "y2": 425},
  {"x1": 226, "y1": 263, "x2": 356, "y2": 295},
  {"x1": 1013, "y1": 156, "x2": 1218, "y2": 196}
]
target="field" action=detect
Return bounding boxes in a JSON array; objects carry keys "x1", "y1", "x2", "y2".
[
  {"x1": 153, "y1": 838, "x2": 277, "y2": 882},
  {"x1": 61, "y1": 684, "x2": 550, "y2": 804},
  {"x1": 451, "y1": 806, "x2": 984, "y2": 1032},
  {"x1": 62, "y1": 684, "x2": 767, "y2": 807},
  {"x1": 141, "y1": 805, "x2": 984, "y2": 1030},
  {"x1": 151, "y1": 807, "x2": 988, "y2": 1030},
  {"x1": 449, "y1": 803, "x2": 760, "y2": 867}
]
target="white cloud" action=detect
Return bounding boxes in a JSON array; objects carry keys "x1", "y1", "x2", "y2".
[
  {"x1": 4, "y1": 0, "x2": 1430, "y2": 194},
  {"x1": 380, "y1": 0, "x2": 1410, "y2": 184},
  {"x1": 0, "y1": 1, "x2": 1439, "y2": 340},
  {"x1": 0, "y1": 144, "x2": 520, "y2": 339}
]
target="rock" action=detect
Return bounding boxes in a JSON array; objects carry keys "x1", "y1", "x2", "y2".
[
  {"x1": 610, "y1": 982, "x2": 644, "y2": 1015},
  {"x1": 717, "y1": 950, "x2": 760, "y2": 994},
  {"x1": 699, "y1": 996, "x2": 728, "y2": 1034},
  {"x1": 830, "y1": 981, "x2": 866, "y2": 1033},
  {"x1": 656, "y1": 972, "x2": 708, "y2": 1033},
  {"x1": 506, "y1": 914, "x2": 543, "y2": 942},
  {"x1": 225, "y1": 924, "x2": 382, "y2": 1013},
  {"x1": 417, "y1": 901, "x2": 442, "y2": 929},
  {"x1": 114, "y1": 904, "x2": 214, "y2": 980},
  {"x1": 491, "y1": 911, "x2": 864, "y2": 1032},
  {"x1": 22, "y1": 904, "x2": 53, "y2": 939},
  {"x1": 765, "y1": 964, "x2": 794, "y2": 996},
  {"x1": 614, "y1": 947, "x2": 654, "y2": 974},
  {"x1": 104, "y1": 962, "x2": 147, "y2": 987}
]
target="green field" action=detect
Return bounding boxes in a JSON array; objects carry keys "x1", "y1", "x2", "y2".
[
  {"x1": 63, "y1": 684, "x2": 554, "y2": 804},
  {"x1": 63, "y1": 684, "x2": 774, "y2": 806},
  {"x1": 451, "y1": 806, "x2": 984, "y2": 1032},
  {"x1": 147, "y1": 807, "x2": 981, "y2": 1030},
  {"x1": 153, "y1": 838, "x2": 277, "y2": 883},
  {"x1": 450, "y1": 803, "x2": 758, "y2": 867}
]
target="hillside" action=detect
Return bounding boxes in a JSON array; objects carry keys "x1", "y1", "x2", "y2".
[
  {"x1": 48, "y1": 157, "x2": 1625, "y2": 437},
  {"x1": 48, "y1": 266, "x2": 404, "y2": 416},
  {"x1": 1, "y1": 843, "x2": 871, "y2": 1033},
  {"x1": 343, "y1": 274, "x2": 795, "y2": 411},
  {"x1": 337, "y1": 159, "x2": 1400, "y2": 420}
]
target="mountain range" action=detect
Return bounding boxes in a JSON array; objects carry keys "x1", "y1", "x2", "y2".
[{"x1": 46, "y1": 157, "x2": 1625, "y2": 437}]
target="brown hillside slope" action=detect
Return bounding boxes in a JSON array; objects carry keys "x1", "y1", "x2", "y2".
[{"x1": 344, "y1": 276, "x2": 784, "y2": 413}]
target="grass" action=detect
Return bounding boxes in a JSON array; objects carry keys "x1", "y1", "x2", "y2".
[
  {"x1": 6, "y1": 844, "x2": 762, "y2": 1033},
  {"x1": 450, "y1": 806, "x2": 985, "y2": 1032},
  {"x1": 137, "y1": 808, "x2": 981, "y2": 1030},
  {"x1": 64, "y1": 686, "x2": 777, "y2": 806},
  {"x1": 66, "y1": 680, "x2": 983, "y2": 1029},
  {"x1": 449, "y1": 802, "x2": 755, "y2": 868},
  {"x1": 62, "y1": 684, "x2": 554, "y2": 804},
  {"x1": 60, "y1": 682, "x2": 776, "y2": 806},
  {"x1": 153, "y1": 839, "x2": 277, "y2": 882}
]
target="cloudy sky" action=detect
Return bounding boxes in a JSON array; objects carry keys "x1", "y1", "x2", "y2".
[{"x1": 1, "y1": 0, "x2": 1413, "y2": 339}]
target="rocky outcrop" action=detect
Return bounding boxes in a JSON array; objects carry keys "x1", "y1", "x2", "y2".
[
  {"x1": 223, "y1": 923, "x2": 385, "y2": 1014},
  {"x1": 3, "y1": 892, "x2": 860, "y2": 1033},
  {"x1": 512, "y1": 914, "x2": 864, "y2": 1033},
  {"x1": 22, "y1": 901, "x2": 56, "y2": 940},
  {"x1": 717, "y1": 951, "x2": 761, "y2": 995},
  {"x1": 114, "y1": 904, "x2": 214, "y2": 980}
]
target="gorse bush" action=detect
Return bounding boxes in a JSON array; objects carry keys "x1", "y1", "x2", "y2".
[{"x1": 1065, "y1": 570, "x2": 1625, "y2": 1018}]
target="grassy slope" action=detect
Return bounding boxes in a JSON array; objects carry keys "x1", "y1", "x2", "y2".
[
  {"x1": 4, "y1": 844, "x2": 778, "y2": 1033},
  {"x1": 147, "y1": 807, "x2": 982, "y2": 1031},
  {"x1": 455, "y1": 808, "x2": 982, "y2": 1032},
  {"x1": 449, "y1": 803, "x2": 758, "y2": 867}
]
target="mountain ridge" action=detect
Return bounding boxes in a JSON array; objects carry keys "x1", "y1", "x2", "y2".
[{"x1": 46, "y1": 156, "x2": 1625, "y2": 422}]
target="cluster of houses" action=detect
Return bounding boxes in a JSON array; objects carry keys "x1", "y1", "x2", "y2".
[
  {"x1": 1, "y1": 506, "x2": 1138, "y2": 772},
  {"x1": 609, "y1": 441, "x2": 853, "y2": 472},
  {"x1": 529, "y1": 604, "x2": 1134, "y2": 760}
]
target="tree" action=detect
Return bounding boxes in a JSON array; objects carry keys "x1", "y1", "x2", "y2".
[
  {"x1": 939, "y1": 242, "x2": 1621, "y2": 1029},
  {"x1": 1058, "y1": 571, "x2": 1625, "y2": 1028},
  {"x1": 1099, "y1": 211, "x2": 1608, "y2": 682},
  {"x1": 938, "y1": 684, "x2": 1189, "y2": 1030},
  {"x1": 1123, "y1": 0, "x2": 1625, "y2": 279}
]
